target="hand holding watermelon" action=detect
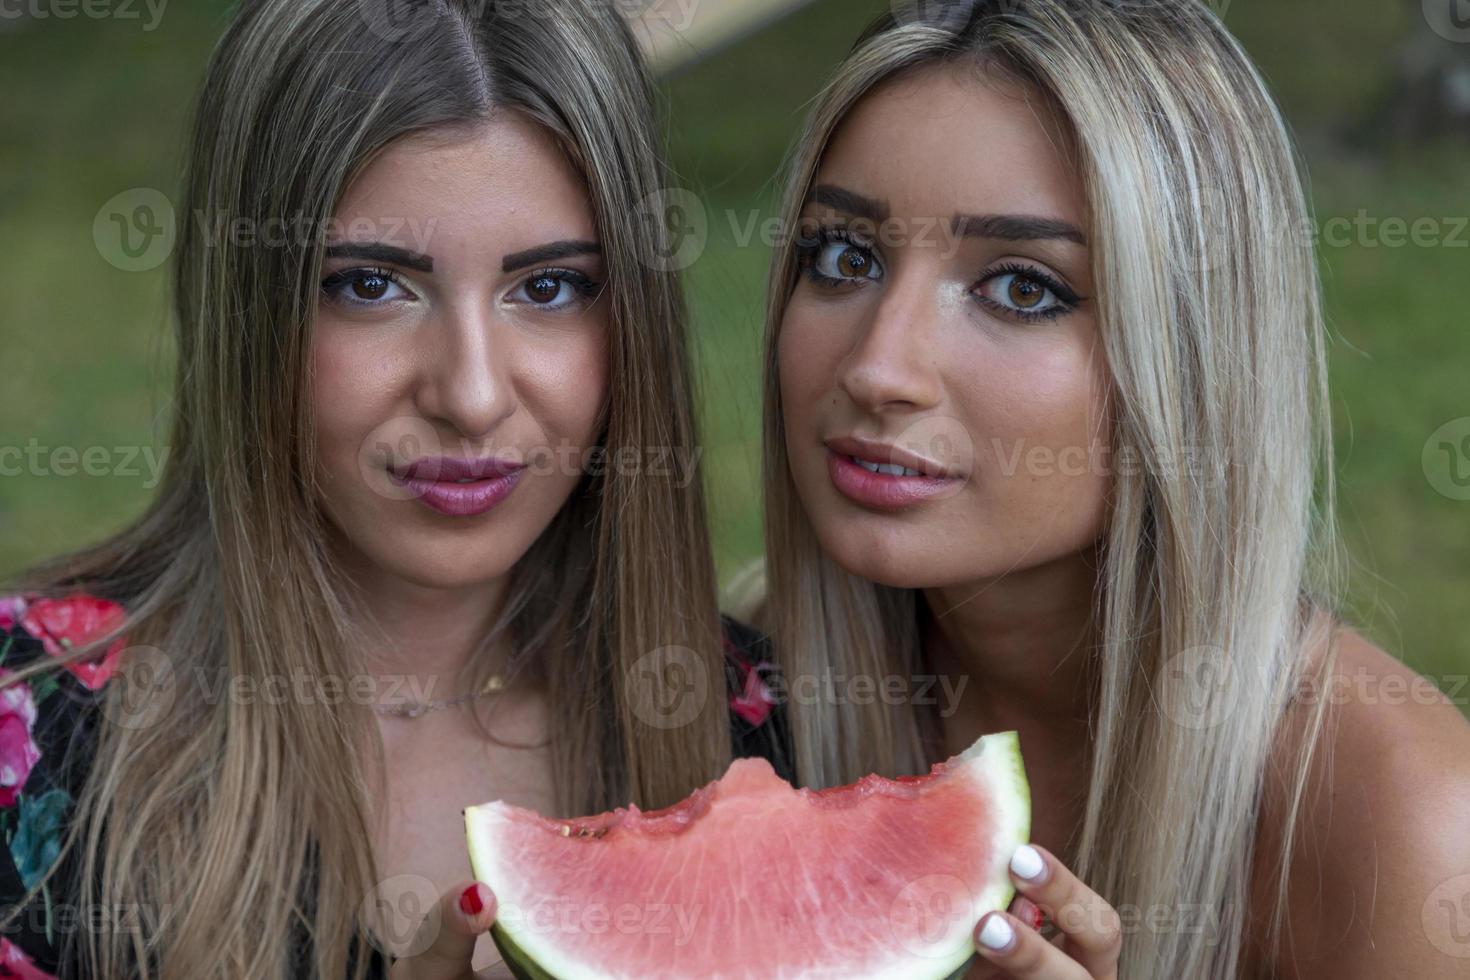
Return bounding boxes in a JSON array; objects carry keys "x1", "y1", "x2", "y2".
[
  {"x1": 386, "y1": 880, "x2": 505, "y2": 980},
  {"x1": 965, "y1": 844, "x2": 1121, "y2": 979}
]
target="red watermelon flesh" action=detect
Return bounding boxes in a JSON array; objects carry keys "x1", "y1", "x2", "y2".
[{"x1": 464, "y1": 731, "x2": 1030, "y2": 979}]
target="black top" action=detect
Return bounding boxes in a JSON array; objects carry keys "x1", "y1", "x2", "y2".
[{"x1": 0, "y1": 594, "x2": 789, "y2": 978}]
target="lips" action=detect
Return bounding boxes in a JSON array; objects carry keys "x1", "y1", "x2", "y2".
[
  {"x1": 387, "y1": 456, "x2": 527, "y2": 517},
  {"x1": 822, "y1": 435, "x2": 965, "y2": 510},
  {"x1": 390, "y1": 456, "x2": 525, "y2": 483},
  {"x1": 823, "y1": 435, "x2": 957, "y2": 480}
]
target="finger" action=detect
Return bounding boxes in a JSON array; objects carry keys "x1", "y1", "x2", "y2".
[
  {"x1": 389, "y1": 881, "x2": 496, "y2": 980},
  {"x1": 1008, "y1": 895, "x2": 1045, "y2": 932},
  {"x1": 1007, "y1": 845, "x2": 1121, "y2": 977},
  {"x1": 974, "y1": 911, "x2": 1089, "y2": 979}
]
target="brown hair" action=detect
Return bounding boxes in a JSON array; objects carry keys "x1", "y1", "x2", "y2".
[{"x1": 2, "y1": 1, "x2": 729, "y2": 976}]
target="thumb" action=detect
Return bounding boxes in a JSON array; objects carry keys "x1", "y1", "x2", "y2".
[{"x1": 390, "y1": 881, "x2": 496, "y2": 980}]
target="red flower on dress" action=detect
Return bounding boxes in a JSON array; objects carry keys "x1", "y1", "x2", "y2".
[
  {"x1": 0, "y1": 596, "x2": 26, "y2": 633},
  {"x1": 19, "y1": 596, "x2": 127, "y2": 691},
  {"x1": 0, "y1": 936, "x2": 57, "y2": 979},
  {"x1": 0, "y1": 671, "x2": 41, "y2": 809},
  {"x1": 723, "y1": 638, "x2": 776, "y2": 727}
]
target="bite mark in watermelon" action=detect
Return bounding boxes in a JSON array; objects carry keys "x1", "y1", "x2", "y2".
[{"x1": 464, "y1": 731, "x2": 1030, "y2": 980}]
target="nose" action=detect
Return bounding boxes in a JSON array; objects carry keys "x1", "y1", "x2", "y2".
[
  {"x1": 413, "y1": 298, "x2": 518, "y2": 440},
  {"x1": 836, "y1": 271, "x2": 943, "y2": 414}
]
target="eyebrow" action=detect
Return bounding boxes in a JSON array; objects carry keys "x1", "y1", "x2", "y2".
[
  {"x1": 808, "y1": 183, "x2": 1086, "y2": 246},
  {"x1": 502, "y1": 240, "x2": 601, "y2": 273},
  {"x1": 807, "y1": 184, "x2": 890, "y2": 223},
  {"x1": 324, "y1": 242, "x2": 434, "y2": 272},
  {"x1": 952, "y1": 213, "x2": 1087, "y2": 245}
]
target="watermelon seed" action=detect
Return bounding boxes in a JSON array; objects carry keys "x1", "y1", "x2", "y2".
[{"x1": 557, "y1": 824, "x2": 608, "y2": 840}]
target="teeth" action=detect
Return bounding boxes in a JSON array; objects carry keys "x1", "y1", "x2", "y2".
[{"x1": 852, "y1": 457, "x2": 921, "y2": 477}]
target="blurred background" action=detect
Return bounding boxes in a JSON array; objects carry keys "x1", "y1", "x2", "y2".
[{"x1": 0, "y1": 0, "x2": 1466, "y2": 710}]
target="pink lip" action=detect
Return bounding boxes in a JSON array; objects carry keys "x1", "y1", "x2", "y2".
[
  {"x1": 824, "y1": 446, "x2": 963, "y2": 511},
  {"x1": 823, "y1": 435, "x2": 958, "y2": 479},
  {"x1": 389, "y1": 456, "x2": 527, "y2": 517}
]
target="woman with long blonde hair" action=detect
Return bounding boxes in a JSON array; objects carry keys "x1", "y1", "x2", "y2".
[
  {"x1": 0, "y1": 1, "x2": 784, "y2": 977},
  {"x1": 756, "y1": 2, "x2": 1470, "y2": 977}
]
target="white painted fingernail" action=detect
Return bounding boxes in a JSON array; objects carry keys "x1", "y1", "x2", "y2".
[
  {"x1": 978, "y1": 915, "x2": 1015, "y2": 951},
  {"x1": 1010, "y1": 844, "x2": 1046, "y2": 881}
]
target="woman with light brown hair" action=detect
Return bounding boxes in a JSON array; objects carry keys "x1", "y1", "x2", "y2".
[
  {"x1": 0, "y1": 1, "x2": 783, "y2": 977},
  {"x1": 754, "y1": 1, "x2": 1470, "y2": 978}
]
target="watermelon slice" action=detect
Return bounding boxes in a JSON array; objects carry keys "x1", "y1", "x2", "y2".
[{"x1": 463, "y1": 731, "x2": 1029, "y2": 980}]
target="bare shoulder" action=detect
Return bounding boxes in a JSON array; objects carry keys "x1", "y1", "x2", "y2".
[{"x1": 1252, "y1": 620, "x2": 1470, "y2": 979}]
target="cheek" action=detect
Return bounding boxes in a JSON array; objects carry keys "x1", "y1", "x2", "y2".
[
  {"x1": 964, "y1": 335, "x2": 1112, "y2": 543},
  {"x1": 519, "y1": 326, "x2": 609, "y2": 447},
  {"x1": 777, "y1": 304, "x2": 844, "y2": 431},
  {"x1": 310, "y1": 328, "x2": 399, "y2": 475}
]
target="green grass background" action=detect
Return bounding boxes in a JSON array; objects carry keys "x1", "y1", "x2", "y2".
[{"x1": 0, "y1": 0, "x2": 1466, "y2": 708}]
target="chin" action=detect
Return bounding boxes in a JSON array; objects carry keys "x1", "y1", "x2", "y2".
[
  {"x1": 331, "y1": 519, "x2": 518, "y2": 593},
  {"x1": 806, "y1": 497, "x2": 1041, "y2": 591},
  {"x1": 807, "y1": 511, "x2": 939, "y2": 590},
  {"x1": 388, "y1": 545, "x2": 520, "y2": 592}
]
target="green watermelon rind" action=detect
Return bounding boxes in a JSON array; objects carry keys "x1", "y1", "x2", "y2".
[
  {"x1": 490, "y1": 921, "x2": 558, "y2": 980},
  {"x1": 909, "y1": 730, "x2": 1031, "y2": 979},
  {"x1": 468, "y1": 731, "x2": 1031, "y2": 980}
]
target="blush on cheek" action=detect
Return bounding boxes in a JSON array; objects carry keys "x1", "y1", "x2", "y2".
[
  {"x1": 978, "y1": 370, "x2": 1111, "y2": 557},
  {"x1": 526, "y1": 331, "x2": 609, "y2": 457},
  {"x1": 309, "y1": 335, "x2": 357, "y2": 489}
]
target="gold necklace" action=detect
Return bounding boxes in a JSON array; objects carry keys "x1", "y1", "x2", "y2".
[{"x1": 372, "y1": 674, "x2": 505, "y2": 719}]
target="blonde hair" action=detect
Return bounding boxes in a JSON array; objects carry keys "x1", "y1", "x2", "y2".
[
  {"x1": 2, "y1": 1, "x2": 728, "y2": 976},
  {"x1": 759, "y1": 2, "x2": 1343, "y2": 976}
]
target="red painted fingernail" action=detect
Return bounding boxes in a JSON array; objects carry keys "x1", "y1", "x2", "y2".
[
  {"x1": 459, "y1": 884, "x2": 485, "y2": 916},
  {"x1": 1029, "y1": 905, "x2": 1045, "y2": 930}
]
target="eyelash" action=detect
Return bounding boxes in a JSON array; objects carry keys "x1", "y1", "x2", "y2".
[
  {"x1": 796, "y1": 227, "x2": 878, "y2": 289},
  {"x1": 976, "y1": 261, "x2": 1082, "y2": 323},
  {"x1": 794, "y1": 226, "x2": 1083, "y2": 323},
  {"x1": 515, "y1": 267, "x2": 604, "y2": 309},
  {"x1": 320, "y1": 266, "x2": 409, "y2": 308},
  {"x1": 318, "y1": 266, "x2": 605, "y2": 310}
]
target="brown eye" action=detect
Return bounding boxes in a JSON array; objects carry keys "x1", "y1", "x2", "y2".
[
  {"x1": 527, "y1": 275, "x2": 561, "y2": 304},
  {"x1": 974, "y1": 268, "x2": 1076, "y2": 321},
  {"x1": 510, "y1": 270, "x2": 598, "y2": 310},
  {"x1": 837, "y1": 247, "x2": 870, "y2": 278},
  {"x1": 353, "y1": 275, "x2": 391, "y2": 301},
  {"x1": 1007, "y1": 276, "x2": 1044, "y2": 308},
  {"x1": 322, "y1": 268, "x2": 409, "y2": 306},
  {"x1": 811, "y1": 239, "x2": 882, "y2": 282}
]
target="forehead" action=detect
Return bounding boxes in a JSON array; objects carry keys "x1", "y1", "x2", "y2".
[
  {"x1": 332, "y1": 113, "x2": 596, "y2": 258},
  {"x1": 815, "y1": 62, "x2": 1086, "y2": 231}
]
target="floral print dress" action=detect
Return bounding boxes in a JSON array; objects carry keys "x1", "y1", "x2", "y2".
[
  {"x1": 0, "y1": 594, "x2": 127, "y2": 978},
  {"x1": 0, "y1": 594, "x2": 784, "y2": 978}
]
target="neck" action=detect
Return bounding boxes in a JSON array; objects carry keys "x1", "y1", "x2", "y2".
[
  {"x1": 921, "y1": 544, "x2": 1103, "y2": 860},
  {"x1": 332, "y1": 539, "x2": 513, "y2": 706},
  {"x1": 921, "y1": 543, "x2": 1101, "y2": 747}
]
